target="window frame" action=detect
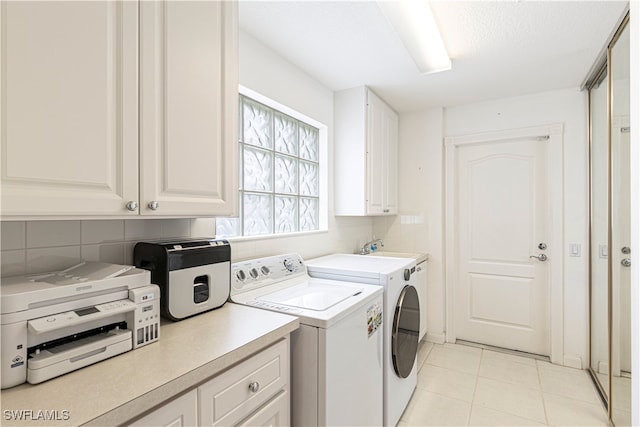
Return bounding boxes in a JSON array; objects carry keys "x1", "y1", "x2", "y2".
[{"x1": 215, "y1": 86, "x2": 328, "y2": 240}]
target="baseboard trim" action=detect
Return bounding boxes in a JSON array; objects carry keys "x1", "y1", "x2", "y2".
[
  {"x1": 455, "y1": 339, "x2": 550, "y2": 362},
  {"x1": 426, "y1": 332, "x2": 446, "y2": 344},
  {"x1": 563, "y1": 355, "x2": 583, "y2": 369}
]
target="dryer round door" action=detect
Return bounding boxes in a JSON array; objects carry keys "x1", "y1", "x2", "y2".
[{"x1": 391, "y1": 285, "x2": 420, "y2": 378}]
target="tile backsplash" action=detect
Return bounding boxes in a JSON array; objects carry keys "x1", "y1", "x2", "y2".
[{"x1": 0, "y1": 218, "x2": 216, "y2": 277}]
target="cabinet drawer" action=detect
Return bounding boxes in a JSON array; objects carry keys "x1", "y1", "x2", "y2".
[
  {"x1": 238, "y1": 390, "x2": 289, "y2": 427},
  {"x1": 198, "y1": 338, "x2": 289, "y2": 426},
  {"x1": 129, "y1": 389, "x2": 198, "y2": 427}
]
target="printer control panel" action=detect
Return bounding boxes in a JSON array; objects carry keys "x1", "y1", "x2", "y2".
[{"x1": 28, "y1": 300, "x2": 137, "y2": 335}]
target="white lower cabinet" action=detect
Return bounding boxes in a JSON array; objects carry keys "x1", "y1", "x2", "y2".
[
  {"x1": 238, "y1": 390, "x2": 289, "y2": 427},
  {"x1": 416, "y1": 261, "x2": 428, "y2": 341},
  {"x1": 198, "y1": 338, "x2": 289, "y2": 426},
  {"x1": 129, "y1": 390, "x2": 198, "y2": 427},
  {"x1": 128, "y1": 338, "x2": 290, "y2": 427}
]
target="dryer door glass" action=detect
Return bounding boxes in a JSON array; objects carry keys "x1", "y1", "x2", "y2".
[{"x1": 392, "y1": 285, "x2": 420, "y2": 378}]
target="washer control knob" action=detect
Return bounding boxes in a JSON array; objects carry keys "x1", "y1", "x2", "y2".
[
  {"x1": 261, "y1": 266, "x2": 270, "y2": 276},
  {"x1": 249, "y1": 268, "x2": 259, "y2": 279},
  {"x1": 283, "y1": 259, "x2": 295, "y2": 272},
  {"x1": 235, "y1": 270, "x2": 246, "y2": 281}
]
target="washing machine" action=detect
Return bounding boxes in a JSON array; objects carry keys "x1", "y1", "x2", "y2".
[
  {"x1": 230, "y1": 253, "x2": 384, "y2": 427},
  {"x1": 306, "y1": 253, "x2": 420, "y2": 427}
]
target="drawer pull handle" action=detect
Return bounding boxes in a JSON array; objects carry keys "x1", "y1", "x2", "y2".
[{"x1": 248, "y1": 381, "x2": 260, "y2": 393}]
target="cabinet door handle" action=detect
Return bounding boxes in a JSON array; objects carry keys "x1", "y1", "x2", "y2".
[
  {"x1": 126, "y1": 201, "x2": 138, "y2": 211},
  {"x1": 147, "y1": 201, "x2": 159, "y2": 210},
  {"x1": 248, "y1": 381, "x2": 260, "y2": 393}
]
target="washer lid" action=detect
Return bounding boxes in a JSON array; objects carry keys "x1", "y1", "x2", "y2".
[{"x1": 257, "y1": 282, "x2": 359, "y2": 311}]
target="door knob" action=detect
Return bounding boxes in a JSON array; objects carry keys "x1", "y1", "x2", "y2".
[
  {"x1": 621, "y1": 258, "x2": 631, "y2": 267},
  {"x1": 621, "y1": 246, "x2": 631, "y2": 254},
  {"x1": 530, "y1": 254, "x2": 548, "y2": 262}
]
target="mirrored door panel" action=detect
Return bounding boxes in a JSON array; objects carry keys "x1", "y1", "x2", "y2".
[
  {"x1": 588, "y1": 11, "x2": 629, "y2": 425},
  {"x1": 609, "y1": 19, "x2": 631, "y2": 427},
  {"x1": 589, "y1": 66, "x2": 609, "y2": 400}
]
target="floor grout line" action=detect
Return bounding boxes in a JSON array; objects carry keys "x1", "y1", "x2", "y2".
[
  {"x1": 535, "y1": 357, "x2": 552, "y2": 426},
  {"x1": 422, "y1": 343, "x2": 608, "y2": 426},
  {"x1": 412, "y1": 342, "x2": 611, "y2": 427},
  {"x1": 466, "y1": 347, "x2": 483, "y2": 426}
]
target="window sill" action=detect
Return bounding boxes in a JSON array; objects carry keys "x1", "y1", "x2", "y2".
[{"x1": 218, "y1": 228, "x2": 328, "y2": 243}]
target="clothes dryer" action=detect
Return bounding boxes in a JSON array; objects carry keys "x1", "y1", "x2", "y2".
[
  {"x1": 306, "y1": 254, "x2": 420, "y2": 427},
  {"x1": 230, "y1": 254, "x2": 383, "y2": 427}
]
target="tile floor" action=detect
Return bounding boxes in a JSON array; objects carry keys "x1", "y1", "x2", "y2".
[{"x1": 399, "y1": 342, "x2": 611, "y2": 426}]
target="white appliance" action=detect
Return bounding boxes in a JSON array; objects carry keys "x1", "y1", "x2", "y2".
[
  {"x1": 134, "y1": 239, "x2": 231, "y2": 321},
  {"x1": 1, "y1": 262, "x2": 160, "y2": 389},
  {"x1": 306, "y1": 254, "x2": 420, "y2": 427},
  {"x1": 230, "y1": 254, "x2": 384, "y2": 427}
]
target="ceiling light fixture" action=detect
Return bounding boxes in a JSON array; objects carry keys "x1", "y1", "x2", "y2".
[{"x1": 378, "y1": 0, "x2": 451, "y2": 75}]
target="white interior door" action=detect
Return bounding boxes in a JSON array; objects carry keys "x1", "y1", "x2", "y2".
[{"x1": 453, "y1": 136, "x2": 550, "y2": 355}]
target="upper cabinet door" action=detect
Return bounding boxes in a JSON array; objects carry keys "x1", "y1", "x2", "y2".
[
  {"x1": 1, "y1": 1, "x2": 139, "y2": 217},
  {"x1": 335, "y1": 86, "x2": 398, "y2": 216},
  {"x1": 366, "y1": 90, "x2": 386, "y2": 215},
  {"x1": 384, "y1": 106, "x2": 398, "y2": 214},
  {"x1": 139, "y1": 1, "x2": 239, "y2": 217}
]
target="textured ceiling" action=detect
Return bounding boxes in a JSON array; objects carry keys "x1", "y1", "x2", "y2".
[{"x1": 238, "y1": 0, "x2": 628, "y2": 113}]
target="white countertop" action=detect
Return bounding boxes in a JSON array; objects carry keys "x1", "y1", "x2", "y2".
[{"x1": 1, "y1": 303, "x2": 299, "y2": 426}]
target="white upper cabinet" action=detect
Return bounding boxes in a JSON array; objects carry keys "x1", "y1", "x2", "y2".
[
  {"x1": 1, "y1": 1, "x2": 139, "y2": 217},
  {"x1": 139, "y1": 1, "x2": 238, "y2": 217},
  {"x1": 334, "y1": 86, "x2": 398, "y2": 216},
  {"x1": 1, "y1": 1, "x2": 238, "y2": 218}
]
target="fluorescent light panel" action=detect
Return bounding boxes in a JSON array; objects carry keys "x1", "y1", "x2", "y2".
[{"x1": 378, "y1": 0, "x2": 451, "y2": 75}]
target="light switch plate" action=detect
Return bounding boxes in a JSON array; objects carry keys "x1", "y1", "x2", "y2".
[
  {"x1": 599, "y1": 244, "x2": 608, "y2": 259},
  {"x1": 570, "y1": 243, "x2": 581, "y2": 257}
]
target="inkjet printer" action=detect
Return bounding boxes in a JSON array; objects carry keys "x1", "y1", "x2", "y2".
[{"x1": 0, "y1": 262, "x2": 160, "y2": 389}]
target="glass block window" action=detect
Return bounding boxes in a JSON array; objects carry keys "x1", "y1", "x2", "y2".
[{"x1": 216, "y1": 94, "x2": 321, "y2": 237}]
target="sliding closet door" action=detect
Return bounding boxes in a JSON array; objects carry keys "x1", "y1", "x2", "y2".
[
  {"x1": 609, "y1": 19, "x2": 631, "y2": 427},
  {"x1": 589, "y1": 67, "x2": 609, "y2": 401},
  {"x1": 588, "y1": 12, "x2": 630, "y2": 426}
]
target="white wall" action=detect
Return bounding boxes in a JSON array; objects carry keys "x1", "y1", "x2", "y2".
[
  {"x1": 379, "y1": 87, "x2": 589, "y2": 365},
  {"x1": 227, "y1": 31, "x2": 374, "y2": 262},
  {"x1": 373, "y1": 107, "x2": 446, "y2": 343}
]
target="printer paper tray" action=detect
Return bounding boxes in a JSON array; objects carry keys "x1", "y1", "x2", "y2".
[{"x1": 27, "y1": 329, "x2": 132, "y2": 384}]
